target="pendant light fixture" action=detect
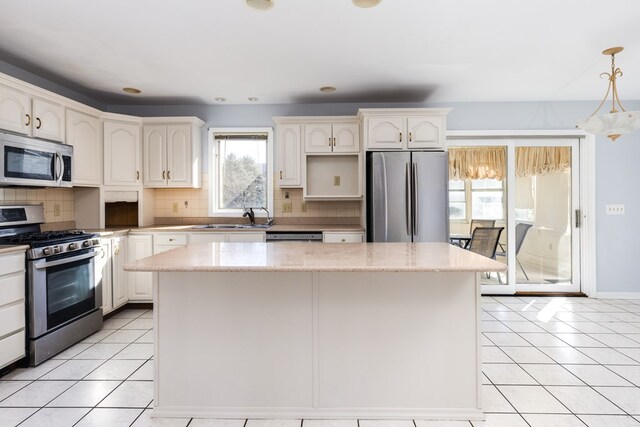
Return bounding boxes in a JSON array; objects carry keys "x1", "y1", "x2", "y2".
[{"x1": 576, "y1": 47, "x2": 640, "y2": 141}]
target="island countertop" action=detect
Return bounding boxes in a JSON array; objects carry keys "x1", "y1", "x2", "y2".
[{"x1": 124, "y1": 241, "x2": 506, "y2": 273}]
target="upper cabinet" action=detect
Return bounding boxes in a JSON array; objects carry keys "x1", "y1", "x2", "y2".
[
  {"x1": 103, "y1": 119, "x2": 141, "y2": 186},
  {"x1": 274, "y1": 120, "x2": 302, "y2": 188},
  {"x1": 142, "y1": 118, "x2": 203, "y2": 188},
  {"x1": 66, "y1": 109, "x2": 101, "y2": 186},
  {"x1": 304, "y1": 120, "x2": 359, "y2": 153},
  {"x1": 0, "y1": 84, "x2": 64, "y2": 142},
  {"x1": 359, "y1": 108, "x2": 451, "y2": 151}
]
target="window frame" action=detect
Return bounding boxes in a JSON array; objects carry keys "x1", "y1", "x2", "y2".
[
  {"x1": 208, "y1": 127, "x2": 274, "y2": 217},
  {"x1": 449, "y1": 178, "x2": 506, "y2": 224}
]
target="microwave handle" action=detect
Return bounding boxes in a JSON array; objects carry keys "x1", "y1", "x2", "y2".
[{"x1": 54, "y1": 151, "x2": 63, "y2": 184}]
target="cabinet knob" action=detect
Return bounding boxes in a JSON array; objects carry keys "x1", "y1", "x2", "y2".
[
  {"x1": 114, "y1": 246, "x2": 120, "y2": 255},
  {"x1": 25, "y1": 114, "x2": 31, "y2": 126},
  {"x1": 409, "y1": 132, "x2": 413, "y2": 142},
  {"x1": 399, "y1": 132, "x2": 403, "y2": 142},
  {"x1": 36, "y1": 117, "x2": 42, "y2": 129},
  {"x1": 169, "y1": 238, "x2": 175, "y2": 242},
  {"x1": 341, "y1": 238, "x2": 346, "y2": 242},
  {"x1": 279, "y1": 171, "x2": 283, "y2": 179}
]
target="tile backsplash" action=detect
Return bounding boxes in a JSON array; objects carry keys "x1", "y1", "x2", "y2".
[
  {"x1": 153, "y1": 173, "x2": 361, "y2": 219},
  {"x1": 0, "y1": 188, "x2": 74, "y2": 223}
]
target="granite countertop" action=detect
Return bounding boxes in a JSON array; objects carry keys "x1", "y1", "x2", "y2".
[
  {"x1": 89, "y1": 224, "x2": 365, "y2": 235},
  {"x1": 124, "y1": 242, "x2": 506, "y2": 273},
  {"x1": 0, "y1": 244, "x2": 30, "y2": 255}
]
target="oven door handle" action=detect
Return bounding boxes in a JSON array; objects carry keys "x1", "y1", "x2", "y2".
[{"x1": 34, "y1": 251, "x2": 98, "y2": 269}]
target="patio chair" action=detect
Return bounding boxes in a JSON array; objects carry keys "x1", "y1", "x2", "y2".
[
  {"x1": 468, "y1": 226, "x2": 505, "y2": 283},
  {"x1": 496, "y1": 222, "x2": 533, "y2": 280}
]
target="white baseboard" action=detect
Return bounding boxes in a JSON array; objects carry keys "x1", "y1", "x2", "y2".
[{"x1": 593, "y1": 292, "x2": 640, "y2": 300}]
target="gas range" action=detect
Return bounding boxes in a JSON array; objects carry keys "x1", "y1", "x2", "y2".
[{"x1": 2, "y1": 230, "x2": 101, "y2": 260}]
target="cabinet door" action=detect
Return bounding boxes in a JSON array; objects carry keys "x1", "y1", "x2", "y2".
[
  {"x1": 32, "y1": 98, "x2": 65, "y2": 142},
  {"x1": 366, "y1": 117, "x2": 405, "y2": 150},
  {"x1": 112, "y1": 237, "x2": 129, "y2": 309},
  {"x1": 407, "y1": 116, "x2": 445, "y2": 149},
  {"x1": 66, "y1": 109, "x2": 101, "y2": 186},
  {"x1": 304, "y1": 123, "x2": 332, "y2": 153},
  {"x1": 166, "y1": 124, "x2": 192, "y2": 187},
  {"x1": 143, "y1": 125, "x2": 167, "y2": 187},
  {"x1": 332, "y1": 123, "x2": 360, "y2": 153},
  {"x1": 276, "y1": 124, "x2": 302, "y2": 187},
  {"x1": 227, "y1": 232, "x2": 265, "y2": 243},
  {"x1": 189, "y1": 233, "x2": 226, "y2": 243},
  {"x1": 104, "y1": 121, "x2": 141, "y2": 186},
  {"x1": 127, "y1": 234, "x2": 154, "y2": 301},
  {"x1": 96, "y1": 241, "x2": 113, "y2": 315},
  {"x1": 0, "y1": 84, "x2": 30, "y2": 135}
]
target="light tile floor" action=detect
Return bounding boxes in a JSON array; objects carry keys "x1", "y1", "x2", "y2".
[{"x1": 1, "y1": 297, "x2": 640, "y2": 426}]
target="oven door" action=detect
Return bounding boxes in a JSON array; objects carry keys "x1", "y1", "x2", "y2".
[
  {"x1": 28, "y1": 249, "x2": 100, "y2": 338},
  {"x1": 0, "y1": 132, "x2": 72, "y2": 187}
]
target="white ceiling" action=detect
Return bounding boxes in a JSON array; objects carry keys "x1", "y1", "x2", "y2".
[{"x1": 1, "y1": 0, "x2": 639, "y2": 105}]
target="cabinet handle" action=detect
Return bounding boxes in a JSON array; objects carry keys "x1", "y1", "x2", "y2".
[
  {"x1": 279, "y1": 171, "x2": 283, "y2": 179},
  {"x1": 100, "y1": 249, "x2": 106, "y2": 258},
  {"x1": 25, "y1": 114, "x2": 31, "y2": 126},
  {"x1": 36, "y1": 117, "x2": 42, "y2": 129},
  {"x1": 167, "y1": 171, "x2": 171, "y2": 179},
  {"x1": 409, "y1": 132, "x2": 413, "y2": 142},
  {"x1": 162, "y1": 171, "x2": 166, "y2": 179},
  {"x1": 399, "y1": 132, "x2": 403, "y2": 142},
  {"x1": 332, "y1": 137, "x2": 336, "y2": 147},
  {"x1": 341, "y1": 238, "x2": 346, "y2": 242},
  {"x1": 114, "y1": 246, "x2": 120, "y2": 255},
  {"x1": 136, "y1": 171, "x2": 140, "y2": 180}
]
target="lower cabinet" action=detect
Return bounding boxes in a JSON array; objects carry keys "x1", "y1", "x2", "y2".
[
  {"x1": 154, "y1": 233, "x2": 188, "y2": 254},
  {"x1": 189, "y1": 232, "x2": 265, "y2": 243},
  {"x1": 322, "y1": 232, "x2": 364, "y2": 243},
  {"x1": 128, "y1": 234, "x2": 154, "y2": 301},
  {"x1": 96, "y1": 239, "x2": 113, "y2": 315},
  {"x1": 0, "y1": 251, "x2": 26, "y2": 370},
  {"x1": 112, "y1": 236, "x2": 129, "y2": 309}
]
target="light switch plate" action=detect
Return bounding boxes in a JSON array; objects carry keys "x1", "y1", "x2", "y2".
[
  {"x1": 606, "y1": 204, "x2": 625, "y2": 215},
  {"x1": 333, "y1": 176, "x2": 341, "y2": 186}
]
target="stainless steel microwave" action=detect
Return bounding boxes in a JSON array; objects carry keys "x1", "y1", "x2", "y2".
[{"x1": 0, "y1": 131, "x2": 72, "y2": 187}]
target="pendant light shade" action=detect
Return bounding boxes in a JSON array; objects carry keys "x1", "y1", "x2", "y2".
[{"x1": 576, "y1": 47, "x2": 640, "y2": 141}]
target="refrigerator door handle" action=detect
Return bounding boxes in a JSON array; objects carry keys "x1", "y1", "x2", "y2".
[
  {"x1": 405, "y1": 162, "x2": 411, "y2": 236},
  {"x1": 381, "y1": 155, "x2": 389, "y2": 241},
  {"x1": 412, "y1": 162, "x2": 418, "y2": 236}
]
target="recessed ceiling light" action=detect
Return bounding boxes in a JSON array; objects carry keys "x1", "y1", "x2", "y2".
[
  {"x1": 320, "y1": 86, "x2": 337, "y2": 93},
  {"x1": 122, "y1": 87, "x2": 141, "y2": 94},
  {"x1": 352, "y1": 0, "x2": 381, "y2": 8},
  {"x1": 214, "y1": 97, "x2": 227, "y2": 102},
  {"x1": 245, "y1": 0, "x2": 273, "y2": 10},
  {"x1": 248, "y1": 97, "x2": 259, "y2": 102}
]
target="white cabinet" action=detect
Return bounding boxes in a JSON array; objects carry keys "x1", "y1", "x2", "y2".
[
  {"x1": 189, "y1": 233, "x2": 227, "y2": 244},
  {"x1": 189, "y1": 232, "x2": 265, "y2": 243},
  {"x1": 66, "y1": 109, "x2": 101, "y2": 186},
  {"x1": 274, "y1": 122, "x2": 302, "y2": 187},
  {"x1": 359, "y1": 108, "x2": 451, "y2": 151},
  {"x1": 0, "y1": 84, "x2": 64, "y2": 142},
  {"x1": 304, "y1": 121, "x2": 359, "y2": 153},
  {"x1": 323, "y1": 232, "x2": 364, "y2": 243},
  {"x1": 0, "y1": 251, "x2": 26, "y2": 369},
  {"x1": 96, "y1": 240, "x2": 113, "y2": 315},
  {"x1": 0, "y1": 83, "x2": 30, "y2": 135},
  {"x1": 142, "y1": 120, "x2": 203, "y2": 188},
  {"x1": 127, "y1": 234, "x2": 153, "y2": 301},
  {"x1": 112, "y1": 236, "x2": 129, "y2": 309},
  {"x1": 153, "y1": 233, "x2": 188, "y2": 254},
  {"x1": 104, "y1": 120, "x2": 142, "y2": 186},
  {"x1": 228, "y1": 233, "x2": 265, "y2": 243}
]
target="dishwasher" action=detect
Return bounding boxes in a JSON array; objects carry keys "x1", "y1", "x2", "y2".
[{"x1": 266, "y1": 231, "x2": 323, "y2": 243}]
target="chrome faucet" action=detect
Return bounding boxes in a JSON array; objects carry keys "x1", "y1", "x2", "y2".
[
  {"x1": 261, "y1": 207, "x2": 274, "y2": 226},
  {"x1": 242, "y1": 208, "x2": 255, "y2": 225}
]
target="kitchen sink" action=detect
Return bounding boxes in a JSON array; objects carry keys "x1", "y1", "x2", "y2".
[{"x1": 191, "y1": 224, "x2": 271, "y2": 230}]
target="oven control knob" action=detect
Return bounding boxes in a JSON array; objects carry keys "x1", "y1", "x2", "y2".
[
  {"x1": 82, "y1": 240, "x2": 91, "y2": 248},
  {"x1": 68, "y1": 243, "x2": 78, "y2": 250},
  {"x1": 42, "y1": 247, "x2": 52, "y2": 256},
  {"x1": 53, "y1": 246, "x2": 61, "y2": 254},
  {"x1": 92, "y1": 239, "x2": 100, "y2": 245}
]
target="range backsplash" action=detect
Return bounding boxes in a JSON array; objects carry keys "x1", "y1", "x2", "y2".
[{"x1": 0, "y1": 188, "x2": 74, "y2": 224}]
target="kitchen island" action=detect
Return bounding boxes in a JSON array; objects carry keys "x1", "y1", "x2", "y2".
[{"x1": 125, "y1": 242, "x2": 505, "y2": 421}]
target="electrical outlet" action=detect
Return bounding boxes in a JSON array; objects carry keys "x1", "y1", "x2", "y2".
[
  {"x1": 173, "y1": 202, "x2": 179, "y2": 213},
  {"x1": 282, "y1": 202, "x2": 292, "y2": 213},
  {"x1": 333, "y1": 176, "x2": 341, "y2": 186},
  {"x1": 284, "y1": 191, "x2": 290, "y2": 199},
  {"x1": 301, "y1": 202, "x2": 307, "y2": 213},
  {"x1": 184, "y1": 200, "x2": 189, "y2": 208},
  {"x1": 606, "y1": 204, "x2": 625, "y2": 215},
  {"x1": 54, "y1": 204, "x2": 61, "y2": 217}
]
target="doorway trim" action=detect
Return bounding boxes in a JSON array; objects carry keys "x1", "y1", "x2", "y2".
[{"x1": 447, "y1": 130, "x2": 596, "y2": 297}]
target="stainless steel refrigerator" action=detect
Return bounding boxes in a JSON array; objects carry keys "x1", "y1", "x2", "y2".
[{"x1": 367, "y1": 151, "x2": 449, "y2": 242}]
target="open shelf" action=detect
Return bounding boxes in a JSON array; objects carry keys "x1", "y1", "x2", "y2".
[{"x1": 304, "y1": 154, "x2": 362, "y2": 200}]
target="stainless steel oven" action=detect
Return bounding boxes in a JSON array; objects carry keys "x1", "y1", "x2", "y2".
[{"x1": 0, "y1": 131, "x2": 72, "y2": 187}]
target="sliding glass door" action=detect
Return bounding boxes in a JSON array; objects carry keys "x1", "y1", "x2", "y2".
[{"x1": 448, "y1": 138, "x2": 581, "y2": 295}]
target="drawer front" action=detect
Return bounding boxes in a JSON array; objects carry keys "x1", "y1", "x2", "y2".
[
  {"x1": 0, "y1": 273, "x2": 25, "y2": 307},
  {"x1": 154, "y1": 244, "x2": 183, "y2": 255},
  {"x1": 0, "y1": 303, "x2": 25, "y2": 337},
  {"x1": 189, "y1": 233, "x2": 226, "y2": 244},
  {"x1": 0, "y1": 252, "x2": 25, "y2": 275},
  {"x1": 227, "y1": 233, "x2": 265, "y2": 243},
  {"x1": 323, "y1": 232, "x2": 364, "y2": 243},
  {"x1": 0, "y1": 330, "x2": 25, "y2": 369},
  {"x1": 154, "y1": 234, "x2": 187, "y2": 246}
]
